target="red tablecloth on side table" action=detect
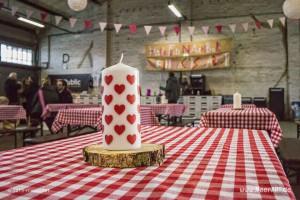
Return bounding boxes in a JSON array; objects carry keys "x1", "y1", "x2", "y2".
[
  {"x1": 51, "y1": 107, "x2": 160, "y2": 133},
  {"x1": 221, "y1": 104, "x2": 257, "y2": 109},
  {"x1": 199, "y1": 108, "x2": 282, "y2": 147},
  {"x1": 142, "y1": 104, "x2": 186, "y2": 117},
  {"x1": 0, "y1": 126, "x2": 295, "y2": 199},
  {"x1": 0, "y1": 105, "x2": 26, "y2": 121},
  {"x1": 51, "y1": 107, "x2": 103, "y2": 133},
  {"x1": 42, "y1": 103, "x2": 100, "y2": 119}
]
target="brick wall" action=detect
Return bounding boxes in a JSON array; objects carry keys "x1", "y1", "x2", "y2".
[{"x1": 40, "y1": 0, "x2": 300, "y2": 112}]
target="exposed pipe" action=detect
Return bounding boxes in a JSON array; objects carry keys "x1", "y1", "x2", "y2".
[
  {"x1": 0, "y1": 5, "x2": 74, "y2": 33},
  {"x1": 16, "y1": 0, "x2": 71, "y2": 20}
]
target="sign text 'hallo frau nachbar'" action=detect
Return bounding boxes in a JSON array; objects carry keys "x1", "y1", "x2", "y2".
[{"x1": 145, "y1": 38, "x2": 232, "y2": 71}]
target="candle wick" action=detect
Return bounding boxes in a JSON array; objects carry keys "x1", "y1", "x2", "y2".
[{"x1": 119, "y1": 53, "x2": 124, "y2": 64}]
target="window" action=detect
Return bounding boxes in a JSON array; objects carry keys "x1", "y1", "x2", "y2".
[{"x1": 0, "y1": 44, "x2": 33, "y2": 66}]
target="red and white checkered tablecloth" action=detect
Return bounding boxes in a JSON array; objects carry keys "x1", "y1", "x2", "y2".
[
  {"x1": 140, "y1": 107, "x2": 160, "y2": 126},
  {"x1": 0, "y1": 126, "x2": 295, "y2": 199},
  {"x1": 0, "y1": 105, "x2": 26, "y2": 121},
  {"x1": 199, "y1": 108, "x2": 282, "y2": 147},
  {"x1": 42, "y1": 103, "x2": 100, "y2": 119},
  {"x1": 51, "y1": 107, "x2": 103, "y2": 133},
  {"x1": 142, "y1": 104, "x2": 186, "y2": 117},
  {"x1": 51, "y1": 107, "x2": 160, "y2": 133},
  {"x1": 221, "y1": 104, "x2": 257, "y2": 109}
]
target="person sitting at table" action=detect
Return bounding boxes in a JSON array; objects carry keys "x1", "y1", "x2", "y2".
[
  {"x1": 160, "y1": 72, "x2": 180, "y2": 103},
  {"x1": 31, "y1": 78, "x2": 59, "y2": 130},
  {"x1": 56, "y1": 79, "x2": 73, "y2": 103},
  {"x1": 4, "y1": 72, "x2": 22, "y2": 105}
]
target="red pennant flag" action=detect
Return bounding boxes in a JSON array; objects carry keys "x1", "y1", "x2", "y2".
[
  {"x1": 84, "y1": 20, "x2": 93, "y2": 29},
  {"x1": 129, "y1": 24, "x2": 137, "y2": 33},
  {"x1": 174, "y1": 25, "x2": 181, "y2": 35},
  {"x1": 255, "y1": 21, "x2": 262, "y2": 29},
  {"x1": 40, "y1": 12, "x2": 48, "y2": 21},
  {"x1": 215, "y1": 25, "x2": 223, "y2": 33}
]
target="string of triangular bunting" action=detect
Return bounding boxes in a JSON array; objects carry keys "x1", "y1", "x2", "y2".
[{"x1": 1, "y1": 4, "x2": 286, "y2": 35}]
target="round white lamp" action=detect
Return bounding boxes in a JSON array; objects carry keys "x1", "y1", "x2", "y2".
[
  {"x1": 68, "y1": 0, "x2": 88, "y2": 12},
  {"x1": 283, "y1": 0, "x2": 300, "y2": 19}
]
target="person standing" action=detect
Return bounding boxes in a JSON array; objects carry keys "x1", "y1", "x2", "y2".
[
  {"x1": 4, "y1": 72, "x2": 21, "y2": 105},
  {"x1": 56, "y1": 79, "x2": 73, "y2": 103},
  {"x1": 160, "y1": 72, "x2": 180, "y2": 103},
  {"x1": 21, "y1": 76, "x2": 39, "y2": 114},
  {"x1": 30, "y1": 78, "x2": 59, "y2": 130}
]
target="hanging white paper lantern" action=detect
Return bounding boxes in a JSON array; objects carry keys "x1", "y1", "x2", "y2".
[
  {"x1": 68, "y1": 0, "x2": 88, "y2": 12},
  {"x1": 283, "y1": 0, "x2": 300, "y2": 19}
]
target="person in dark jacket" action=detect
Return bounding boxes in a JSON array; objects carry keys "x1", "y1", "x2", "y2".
[
  {"x1": 160, "y1": 72, "x2": 180, "y2": 103},
  {"x1": 4, "y1": 72, "x2": 21, "y2": 105},
  {"x1": 56, "y1": 79, "x2": 73, "y2": 103},
  {"x1": 31, "y1": 78, "x2": 59, "y2": 130},
  {"x1": 22, "y1": 76, "x2": 39, "y2": 115}
]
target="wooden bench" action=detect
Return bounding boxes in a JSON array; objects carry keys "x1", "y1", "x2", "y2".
[
  {"x1": 0, "y1": 126, "x2": 41, "y2": 148},
  {"x1": 24, "y1": 128, "x2": 96, "y2": 146},
  {"x1": 279, "y1": 138, "x2": 300, "y2": 184},
  {"x1": 174, "y1": 117, "x2": 198, "y2": 127},
  {"x1": 24, "y1": 133, "x2": 68, "y2": 146}
]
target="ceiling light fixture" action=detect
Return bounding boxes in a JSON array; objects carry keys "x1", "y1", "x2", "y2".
[
  {"x1": 68, "y1": 0, "x2": 88, "y2": 12},
  {"x1": 168, "y1": 1, "x2": 183, "y2": 18},
  {"x1": 17, "y1": 17, "x2": 45, "y2": 28}
]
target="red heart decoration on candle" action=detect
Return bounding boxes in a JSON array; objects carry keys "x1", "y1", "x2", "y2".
[
  {"x1": 127, "y1": 114, "x2": 136, "y2": 124},
  {"x1": 114, "y1": 104, "x2": 125, "y2": 115},
  {"x1": 127, "y1": 94, "x2": 136, "y2": 104},
  {"x1": 105, "y1": 75, "x2": 113, "y2": 85},
  {"x1": 104, "y1": 95, "x2": 113, "y2": 105},
  {"x1": 105, "y1": 115, "x2": 113, "y2": 125},
  {"x1": 127, "y1": 75, "x2": 135, "y2": 85},
  {"x1": 105, "y1": 135, "x2": 113, "y2": 145},
  {"x1": 114, "y1": 125, "x2": 125, "y2": 135},
  {"x1": 137, "y1": 124, "x2": 141, "y2": 132},
  {"x1": 127, "y1": 134, "x2": 136, "y2": 144},
  {"x1": 114, "y1": 84, "x2": 125, "y2": 95}
]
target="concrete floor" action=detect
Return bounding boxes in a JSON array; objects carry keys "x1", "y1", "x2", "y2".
[{"x1": 0, "y1": 121, "x2": 299, "y2": 199}]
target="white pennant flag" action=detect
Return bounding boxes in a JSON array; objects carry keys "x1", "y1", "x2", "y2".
[
  {"x1": 114, "y1": 23, "x2": 122, "y2": 33},
  {"x1": 159, "y1": 26, "x2": 167, "y2": 36},
  {"x1": 202, "y1": 26, "x2": 210, "y2": 35},
  {"x1": 55, "y1": 16, "x2": 62, "y2": 26},
  {"x1": 26, "y1": 10, "x2": 33, "y2": 19},
  {"x1": 229, "y1": 24, "x2": 236, "y2": 33},
  {"x1": 188, "y1": 26, "x2": 195, "y2": 36},
  {"x1": 99, "y1": 22, "x2": 107, "y2": 32},
  {"x1": 11, "y1": 6, "x2": 18, "y2": 16},
  {"x1": 267, "y1": 19, "x2": 274, "y2": 28},
  {"x1": 279, "y1": 17, "x2": 286, "y2": 26},
  {"x1": 242, "y1": 22, "x2": 249, "y2": 32},
  {"x1": 144, "y1": 26, "x2": 152, "y2": 35},
  {"x1": 69, "y1": 17, "x2": 77, "y2": 28}
]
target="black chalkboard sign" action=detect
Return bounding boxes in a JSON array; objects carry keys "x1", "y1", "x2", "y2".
[{"x1": 48, "y1": 74, "x2": 91, "y2": 92}]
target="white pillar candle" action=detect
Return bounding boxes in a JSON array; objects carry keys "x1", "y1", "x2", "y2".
[
  {"x1": 101, "y1": 62, "x2": 141, "y2": 150},
  {"x1": 233, "y1": 92, "x2": 242, "y2": 109}
]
